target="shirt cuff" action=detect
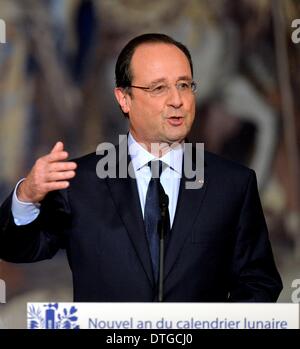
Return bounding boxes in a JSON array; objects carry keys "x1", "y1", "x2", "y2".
[{"x1": 11, "y1": 178, "x2": 41, "y2": 226}]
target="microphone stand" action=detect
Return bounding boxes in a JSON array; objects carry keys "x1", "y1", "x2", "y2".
[{"x1": 158, "y1": 191, "x2": 169, "y2": 302}]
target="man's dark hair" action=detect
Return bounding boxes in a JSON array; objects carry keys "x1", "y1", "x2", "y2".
[{"x1": 115, "y1": 33, "x2": 193, "y2": 88}]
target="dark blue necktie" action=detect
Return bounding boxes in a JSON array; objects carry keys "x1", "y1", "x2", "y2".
[{"x1": 144, "y1": 160, "x2": 170, "y2": 282}]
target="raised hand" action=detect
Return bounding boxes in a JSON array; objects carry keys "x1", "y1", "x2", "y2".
[{"x1": 17, "y1": 142, "x2": 77, "y2": 203}]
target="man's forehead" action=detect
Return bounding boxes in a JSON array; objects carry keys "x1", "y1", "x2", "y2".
[
  {"x1": 130, "y1": 42, "x2": 191, "y2": 79},
  {"x1": 132, "y1": 42, "x2": 184, "y2": 59}
]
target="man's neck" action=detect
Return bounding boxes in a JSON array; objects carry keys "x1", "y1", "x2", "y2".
[{"x1": 128, "y1": 132, "x2": 183, "y2": 158}]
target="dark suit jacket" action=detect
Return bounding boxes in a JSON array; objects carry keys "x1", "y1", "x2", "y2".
[{"x1": 0, "y1": 147, "x2": 282, "y2": 302}]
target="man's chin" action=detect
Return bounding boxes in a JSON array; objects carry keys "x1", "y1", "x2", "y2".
[{"x1": 165, "y1": 130, "x2": 188, "y2": 144}]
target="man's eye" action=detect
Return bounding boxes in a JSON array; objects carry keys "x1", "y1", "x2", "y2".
[
  {"x1": 177, "y1": 82, "x2": 189, "y2": 89},
  {"x1": 152, "y1": 85, "x2": 166, "y2": 93}
]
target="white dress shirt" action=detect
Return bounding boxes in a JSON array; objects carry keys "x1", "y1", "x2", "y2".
[
  {"x1": 12, "y1": 133, "x2": 183, "y2": 228},
  {"x1": 128, "y1": 133, "x2": 182, "y2": 227}
]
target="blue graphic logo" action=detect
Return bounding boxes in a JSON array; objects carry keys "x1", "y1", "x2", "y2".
[{"x1": 27, "y1": 303, "x2": 80, "y2": 329}]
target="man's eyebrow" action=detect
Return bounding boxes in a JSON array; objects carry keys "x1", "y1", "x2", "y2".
[
  {"x1": 148, "y1": 76, "x2": 193, "y2": 85},
  {"x1": 177, "y1": 76, "x2": 193, "y2": 81},
  {"x1": 148, "y1": 78, "x2": 167, "y2": 85}
]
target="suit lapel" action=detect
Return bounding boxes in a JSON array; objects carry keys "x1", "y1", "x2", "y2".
[
  {"x1": 105, "y1": 145, "x2": 154, "y2": 286},
  {"x1": 164, "y1": 154, "x2": 209, "y2": 281},
  {"x1": 102, "y1": 140, "x2": 208, "y2": 286}
]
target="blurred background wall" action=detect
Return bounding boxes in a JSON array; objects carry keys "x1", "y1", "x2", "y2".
[{"x1": 0, "y1": 0, "x2": 300, "y2": 328}]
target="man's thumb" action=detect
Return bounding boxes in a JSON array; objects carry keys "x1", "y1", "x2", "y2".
[{"x1": 50, "y1": 141, "x2": 64, "y2": 153}]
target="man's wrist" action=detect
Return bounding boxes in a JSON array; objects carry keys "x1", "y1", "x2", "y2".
[
  {"x1": 14, "y1": 179, "x2": 39, "y2": 205},
  {"x1": 16, "y1": 179, "x2": 33, "y2": 203},
  {"x1": 12, "y1": 179, "x2": 41, "y2": 225}
]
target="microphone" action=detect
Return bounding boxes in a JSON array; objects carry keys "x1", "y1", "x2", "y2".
[
  {"x1": 158, "y1": 187, "x2": 169, "y2": 302},
  {"x1": 159, "y1": 188, "x2": 169, "y2": 237}
]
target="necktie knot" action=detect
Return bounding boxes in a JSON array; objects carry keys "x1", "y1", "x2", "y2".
[{"x1": 148, "y1": 160, "x2": 165, "y2": 179}]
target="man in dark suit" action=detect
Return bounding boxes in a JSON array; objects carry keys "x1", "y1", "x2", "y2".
[{"x1": 0, "y1": 33, "x2": 282, "y2": 302}]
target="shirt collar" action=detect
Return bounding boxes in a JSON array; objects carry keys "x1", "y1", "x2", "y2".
[{"x1": 128, "y1": 132, "x2": 183, "y2": 175}]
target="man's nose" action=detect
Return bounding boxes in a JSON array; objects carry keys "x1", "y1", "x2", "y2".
[{"x1": 166, "y1": 86, "x2": 183, "y2": 108}]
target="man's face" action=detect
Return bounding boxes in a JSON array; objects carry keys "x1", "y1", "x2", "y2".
[{"x1": 115, "y1": 43, "x2": 196, "y2": 150}]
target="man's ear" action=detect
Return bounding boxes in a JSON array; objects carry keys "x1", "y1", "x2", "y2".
[{"x1": 114, "y1": 88, "x2": 131, "y2": 114}]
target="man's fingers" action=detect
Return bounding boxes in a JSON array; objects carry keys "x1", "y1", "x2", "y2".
[
  {"x1": 46, "y1": 170, "x2": 76, "y2": 182},
  {"x1": 44, "y1": 181, "x2": 70, "y2": 192},
  {"x1": 44, "y1": 151, "x2": 69, "y2": 163},
  {"x1": 49, "y1": 162, "x2": 77, "y2": 172},
  {"x1": 50, "y1": 141, "x2": 64, "y2": 154}
]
